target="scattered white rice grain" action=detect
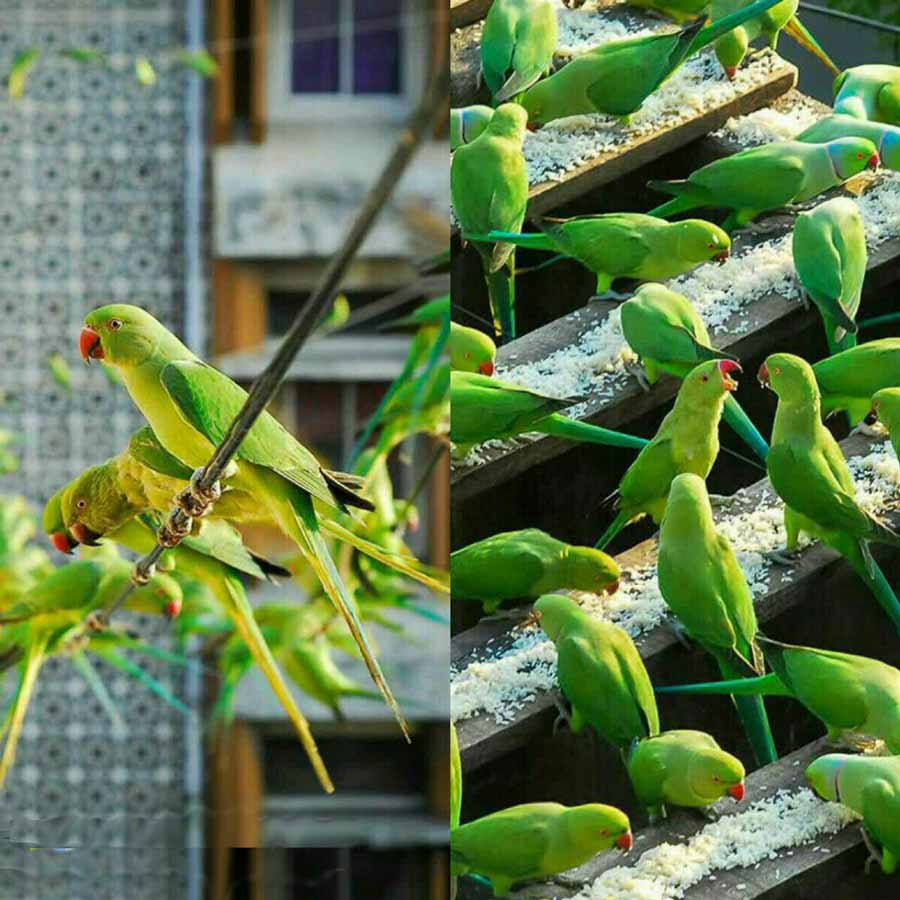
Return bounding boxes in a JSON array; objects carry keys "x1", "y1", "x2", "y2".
[{"x1": 714, "y1": 95, "x2": 825, "y2": 147}]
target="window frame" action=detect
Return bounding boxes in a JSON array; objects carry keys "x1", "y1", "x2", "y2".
[{"x1": 268, "y1": 0, "x2": 424, "y2": 123}]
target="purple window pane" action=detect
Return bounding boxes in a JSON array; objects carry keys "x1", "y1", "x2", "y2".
[
  {"x1": 292, "y1": 0, "x2": 339, "y2": 93},
  {"x1": 353, "y1": 0, "x2": 402, "y2": 94}
]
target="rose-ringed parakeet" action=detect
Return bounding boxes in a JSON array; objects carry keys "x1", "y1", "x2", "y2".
[
  {"x1": 450, "y1": 321, "x2": 496, "y2": 375},
  {"x1": 833, "y1": 65, "x2": 900, "y2": 124},
  {"x1": 595, "y1": 358, "x2": 742, "y2": 549},
  {"x1": 450, "y1": 801, "x2": 632, "y2": 897},
  {"x1": 792, "y1": 198, "x2": 867, "y2": 355},
  {"x1": 450, "y1": 371, "x2": 649, "y2": 457},
  {"x1": 79, "y1": 305, "x2": 409, "y2": 748},
  {"x1": 518, "y1": 0, "x2": 786, "y2": 125},
  {"x1": 811, "y1": 339, "x2": 900, "y2": 425},
  {"x1": 759, "y1": 352, "x2": 900, "y2": 631},
  {"x1": 798, "y1": 114, "x2": 900, "y2": 170},
  {"x1": 625, "y1": 0, "x2": 710, "y2": 25},
  {"x1": 658, "y1": 637, "x2": 900, "y2": 752},
  {"x1": 481, "y1": 0, "x2": 558, "y2": 104},
  {"x1": 0, "y1": 557, "x2": 181, "y2": 788},
  {"x1": 621, "y1": 283, "x2": 769, "y2": 461},
  {"x1": 710, "y1": 0, "x2": 838, "y2": 81},
  {"x1": 451, "y1": 528, "x2": 620, "y2": 614},
  {"x1": 450, "y1": 105, "x2": 495, "y2": 151},
  {"x1": 451, "y1": 104, "x2": 528, "y2": 341},
  {"x1": 649, "y1": 138, "x2": 879, "y2": 232},
  {"x1": 657, "y1": 473, "x2": 777, "y2": 764},
  {"x1": 868, "y1": 389, "x2": 900, "y2": 453},
  {"x1": 806, "y1": 754, "x2": 900, "y2": 874},
  {"x1": 627, "y1": 730, "x2": 746, "y2": 821},
  {"x1": 467, "y1": 213, "x2": 731, "y2": 299}
]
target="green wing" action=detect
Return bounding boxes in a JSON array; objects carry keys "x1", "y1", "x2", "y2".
[
  {"x1": 611, "y1": 627, "x2": 660, "y2": 737},
  {"x1": 813, "y1": 340, "x2": 900, "y2": 398},
  {"x1": 552, "y1": 215, "x2": 652, "y2": 276},
  {"x1": 5, "y1": 560, "x2": 102, "y2": 621},
  {"x1": 452, "y1": 807, "x2": 552, "y2": 879},
  {"x1": 618, "y1": 434, "x2": 678, "y2": 512},
  {"x1": 690, "y1": 144, "x2": 807, "y2": 207},
  {"x1": 159, "y1": 360, "x2": 336, "y2": 507},
  {"x1": 862, "y1": 778, "x2": 900, "y2": 862},
  {"x1": 451, "y1": 530, "x2": 552, "y2": 601},
  {"x1": 712, "y1": 533, "x2": 760, "y2": 663},
  {"x1": 128, "y1": 426, "x2": 194, "y2": 480},
  {"x1": 793, "y1": 214, "x2": 846, "y2": 312}
]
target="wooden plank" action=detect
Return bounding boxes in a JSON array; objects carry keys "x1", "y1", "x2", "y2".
[
  {"x1": 249, "y1": 0, "x2": 268, "y2": 144},
  {"x1": 450, "y1": 0, "x2": 494, "y2": 31},
  {"x1": 451, "y1": 216, "x2": 900, "y2": 505},
  {"x1": 452, "y1": 432, "x2": 900, "y2": 774},
  {"x1": 211, "y1": 0, "x2": 234, "y2": 144},
  {"x1": 211, "y1": 259, "x2": 268, "y2": 355}
]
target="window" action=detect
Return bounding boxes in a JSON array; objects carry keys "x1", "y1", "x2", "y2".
[{"x1": 271, "y1": 0, "x2": 425, "y2": 121}]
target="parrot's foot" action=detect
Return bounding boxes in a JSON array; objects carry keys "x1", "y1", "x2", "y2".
[
  {"x1": 693, "y1": 806, "x2": 720, "y2": 822},
  {"x1": 668, "y1": 620, "x2": 693, "y2": 650},
  {"x1": 552, "y1": 694, "x2": 573, "y2": 736},
  {"x1": 84, "y1": 610, "x2": 109, "y2": 633},
  {"x1": 176, "y1": 467, "x2": 223, "y2": 518},
  {"x1": 647, "y1": 806, "x2": 667, "y2": 825},
  {"x1": 590, "y1": 289, "x2": 631, "y2": 303},
  {"x1": 625, "y1": 361, "x2": 651, "y2": 393},
  {"x1": 862, "y1": 826, "x2": 884, "y2": 875},
  {"x1": 763, "y1": 547, "x2": 802, "y2": 566},
  {"x1": 744, "y1": 220, "x2": 782, "y2": 236},
  {"x1": 483, "y1": 607, "x2": 530, "y2": 623},
  {"x1": 61, "y1": 632, "x2": 91, "y2": 654},
  {"x1": 798, "y1": 286, "x2": 810, "y2": 311},
  {"x1": 708, "y1": 493, "x2": 732, "y2": 509},
  {"x1": 157, "y1": 513, "x2": 193, "y2": 548},
  {"x1": 850, "y1": 421, "x2": 887, "y2": 438}
]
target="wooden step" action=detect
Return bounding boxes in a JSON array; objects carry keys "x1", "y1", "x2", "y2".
[{"x1": 451, "y1": 0, "x2": 493, "y2": 30}]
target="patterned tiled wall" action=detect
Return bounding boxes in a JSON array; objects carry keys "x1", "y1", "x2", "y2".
[{"x1": 0, "y1": 2, "x2": 198, "y2": 896}]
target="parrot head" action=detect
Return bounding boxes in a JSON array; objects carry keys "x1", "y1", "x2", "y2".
[
  {"x1": 60, "y1": 460, "x2": 139, "y2": 547},
  {"x1": 869, "y1": 387, "x2": 900, "y2": 431},
  {"x1": 81, "y1": 304, "x2": 183, "y2": 369},
  {"x1": 484, "y1": 103, "x2": 528, "y2": 142},
  {"x1": 129, "y1": 570, "x2": 183, "y2": 619},
  {"x1": 688, "y1": 745, "x2": 746, "y2": 804},
  {"x1": 533, "y1": 593, "x2": 582, "y2": 641},
  {"x1": 714, "y1": 27, "x2": 749, "y2": 80},
  {"x1": 674, "y1": 220, "x2": 731, "y2": 265},
  {"x1": 566, "y1": 546, "x2": 621, "y2": 596},
  {"x1": 825, "y1": 137, "x2": 880, "y2": 179},
  {"x1": 662, "y1": 473, "x2": 714, "y2": 533},
  {"x1": 450, "y1": 322, "x2": 497, "y2": 376},
  {"x1": 758, "y1": 353, "x2": 819, "y2": 406},
  {"x1": 42, "y1": 489, "x2": 78, "y2": 555},
  {"x1": 564, "y1": 803, "x2": 633, "y2": 853},
  {"x1": 804, "y1": 753, "x2": 851, "y2": 802},
  {"x1": 681, "y1": 359, "x2": 742, "y2": 404}
]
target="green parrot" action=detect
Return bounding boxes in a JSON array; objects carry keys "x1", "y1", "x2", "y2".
[
  {"x1": 833, "y1": 65, "x2": 900, "y2": 123},
  {"x1": 657, "y1": 473, "x2": 777, "y2": 764},
  {"x1": 450, "y1": 371, "x2": 649, "y2": 457},
  {"x1": 451, "y1": 721, "x2": 462, "y2": 831},
  {"x1": 518, "y1": 0, "x2": 786, "y2": 126},
  {"x1": 710, "y1": 0, "x2": 838, "y2": 81},
  {"x1": 649, "y1": 137, "x2": 880, "y2": 231},
  {"x1": 798, "y1": 114, "x2": 900, "y2": 170},
  {"x1": 450, "y1": 801, "x2": 632, "y2": 897},
  {"x1": 806, "y1": 754, "x2": 900, "y2": 874},
  {"x1": 450, "y1": 321, "x2": 496, "y2": 375},
  {"x1": 759, "y1": 352, "x2": 900, "y2": 631},
  {"x1": 792, "y1": 197, "x2": 868, "y2": 355},
  {"x1": 868, "y1": 388, "x2": 900, "y2": 454},
  {"x1": 811, "y1": 339, "x2": 900, "y2": 425},
  {"x1": 451, "y1": 528, "x2": 621, "y2": 614},
  {"x1": 467, "y1": 213, "x2": 731, "y2": 299},
  {"x1": 595, "y1": 358, "x2": 742, "y2": 549},
  {"x1": 450, "y1": 105, "x2": 495, "y2": 151},
  {"x1": 535, "y1": 593, "x2": 660, "y2": 750},
  {"x1": 481, "y1": 0, "x2": 558, "y2": 104},
  {"x1": 0, "y1": 557, "x2": 181, "y2": 787},
  {"x1": 78, "y1": 304, "x2": 409, "y2": 746},
  {"x1": 620, "y1": 283, "x2": 769, "y2": 461},
  {"x1": 626, "y1": 730, "x2": 746, "y2": 820},
  {"x1": 48, "y1": 460, "x2": 346, "y2": 793},
  {"x1": 658, "y1": 637, "x2": 900, "y2": 753},
  {"x1": 625, "y1": 0, "x2": 710, "y2": 25},
  {"x1": 451, "y1": 104, "x2": 528, "y2": 340}
]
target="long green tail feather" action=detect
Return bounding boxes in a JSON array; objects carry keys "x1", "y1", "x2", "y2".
[
  {"x1": 857, "y1": 543, "x2": 900, "y2": 634},
  {"x1": 470, "y1": 230, "x2": 556, "y2": 252},
  {"x1": 486, "y1": 264, "x2": 516, "y2": 342},
  {"x1": 783, "y1": 16, "x2": 840, "y2": 76},
  {"x1": 70, "y1": 651, "x2": 126, "y2": 731},
  {"x1": 646, "y1": 193, "x2": 700, "y2": 219},
  {"x1": 688, "y1": 0, "x2": 788, "y2": 53},
  {"x1": 857, "y1": 312, "x2": 900, "y2": 332},
  {"x1": 541, "y1": 413, "x2": 649, "y2": 451},
  {"x1": 0, "y1": 639, "x2": 47, "y2": 789},
  {"x1": 595, "y1": 508, "x2": 630, "y2": 550},
  {"x1": 655, "y1": 671, "x2": 788, "y2": 696},
  {"x1": 96, "y1": 648, "x2": 193, "y2": 717},
  {"x1": 717, "y1": 657, "x2": 777, "y2": 765},
  {"x1": 722, "y1": 394, "x2": 769, "y2": 461}
]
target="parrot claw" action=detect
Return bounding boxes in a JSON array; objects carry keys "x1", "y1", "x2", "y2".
[
  {"x1": 851, "y1": 421, "x2": 886, "y2": 439},
  {"x1": 862, "y1": 826, "x2": 883, "y2": 874},
  {"x1": 552, "y1": 694, "x2": 573, "y2": 735},
  {"x1": 763, "y1": 548, "x2": 802, "y2": 566},
  {"x1": 175, "y1": 467, "x2": 222, "y2": 518},
  {"x1": 708, "y1": 493, "x2": 732, "y2": 509},
  {"x1": 157, "y1": 513, "x2": 193, "y2": 548},
  {"x1": 798, "y1": 287, "x2": 810, "y2": 311},
  {"x1": 590, "y1": 289, "x2": 631, "y2": 303},
  {"x1": 668, "y1": 620, "x2": 693, "y2": 650},
  {"x1": 695, "y1": 806, "x2": 720, "y2": 822},
  {"x1": 625, "y1": 361, "x2": 651, "y2": 393},
  {"x1": 84, "y1": 611, "x2": 108, "y2": 633}
]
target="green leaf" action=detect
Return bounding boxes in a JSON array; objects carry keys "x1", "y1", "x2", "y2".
[
  {"x1": 60, "y1": 47, "x2": 105, "y2": 65},
  {"x1": 176, "y1": 49, "x2": 219, "y2": 78},
  {"x1": 8, "y1": 48, "x2": 39, "y2": 100},
  {"x1": 134, "y1": 57, "x2": 157, "y2": 87},
  {"x1": 47, "y1": 353, "x2": 72, "y2": 390}
]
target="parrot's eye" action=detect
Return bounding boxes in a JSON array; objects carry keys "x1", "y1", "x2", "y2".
[
  {"x1": 874, "y1": 401, "x2": 881, "y2": 409},
  {"x1": 857, "y1": 152, "x2": 864, "y2": 159},
  {"x1": 773, "y1": 367, "x2": 782, "y2": 375},
  {"x1": 708, "y1": 242, "x2": 718, "y2": 249},
  {"x1": 701, "y1": 374, "x2": 709, "y2": 383},
  {"x1": 75, "y1": 498, "x2": 87, "y2": 510},
  {"x1": 108, "y1": 318, "x2": 123, "y2": 331},
  {"x1": 712, "y1": 776, "x2": 720, "y2": 782},
  {"x1": 465, "y1": 352, "x2": 471, "y2": 359}
]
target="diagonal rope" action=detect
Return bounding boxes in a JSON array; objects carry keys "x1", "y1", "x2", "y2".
[{"x1": 89, "y1": 53, "x2": 449, "y2": 630}]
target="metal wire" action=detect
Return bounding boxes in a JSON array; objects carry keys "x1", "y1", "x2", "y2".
[{"x1": 93, "y1": 53, "x2": 449, "y2": 628}]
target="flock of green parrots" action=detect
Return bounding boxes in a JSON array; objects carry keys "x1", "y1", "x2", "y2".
[
  {"x1": 0, "y1": 299, "x2": 449, "y2": 796},
  {"x1": 449, "y1": 0, "x2": 900, "y2": 895}
]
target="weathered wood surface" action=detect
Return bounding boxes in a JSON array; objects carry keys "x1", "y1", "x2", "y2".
[
  {"x1": 452, "y1": 432, "x2": 900, "y2": 776},
  {"x1": 451, "y1": 214, "x2": 900, "y2": 506},
  {"x1": 455, "y1": 740, "x2": 875, "y2": 900},
  {"x1": 450, "y1": 0, "x2": 494, "y2": 31}
]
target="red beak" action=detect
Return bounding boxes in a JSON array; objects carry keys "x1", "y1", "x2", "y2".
[
  {"x1": 717, "y1": 359, "x2": 742, "y2": 391},
  {"x1": 868, "y1": 152, "x2": 880, "y2": 171},
  {"x1": 479, "y1": 360, "x2": 495, "y2": 376},
  {"x1": 50, "y1": 532, "x2": 75, "y2": 555},
  {"x1": 715, "y1": 249, "x2": 730, "y2": 263},
  {"x1": 604, "y1": 579, "x2": 620, "y2": 596},
  {"x1": 724, "y1": 66, "x2": 737, "y2": 80},
  {"x1": 728, "y1": 782, "x2": 745, "y2": 801},
  {"x1": 758, "y1": 361, "x2": 770, "y2": 387},
  {"x1": 526, "y1": 122, "x2": 538, "y2": 132},
  {"x1": 616, "y1": 832, "x2": 633, "y2": 851},
  {"x1": 79, "y1": 326, "x2": 102, "y2": 361},
  {"x1": 165, "y1": 600, "x2": 182, "y2": 620}
]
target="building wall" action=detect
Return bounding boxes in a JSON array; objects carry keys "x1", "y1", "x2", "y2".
[{"x1": 0, "y1": 3, "x2": 200, "y2": 896}]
